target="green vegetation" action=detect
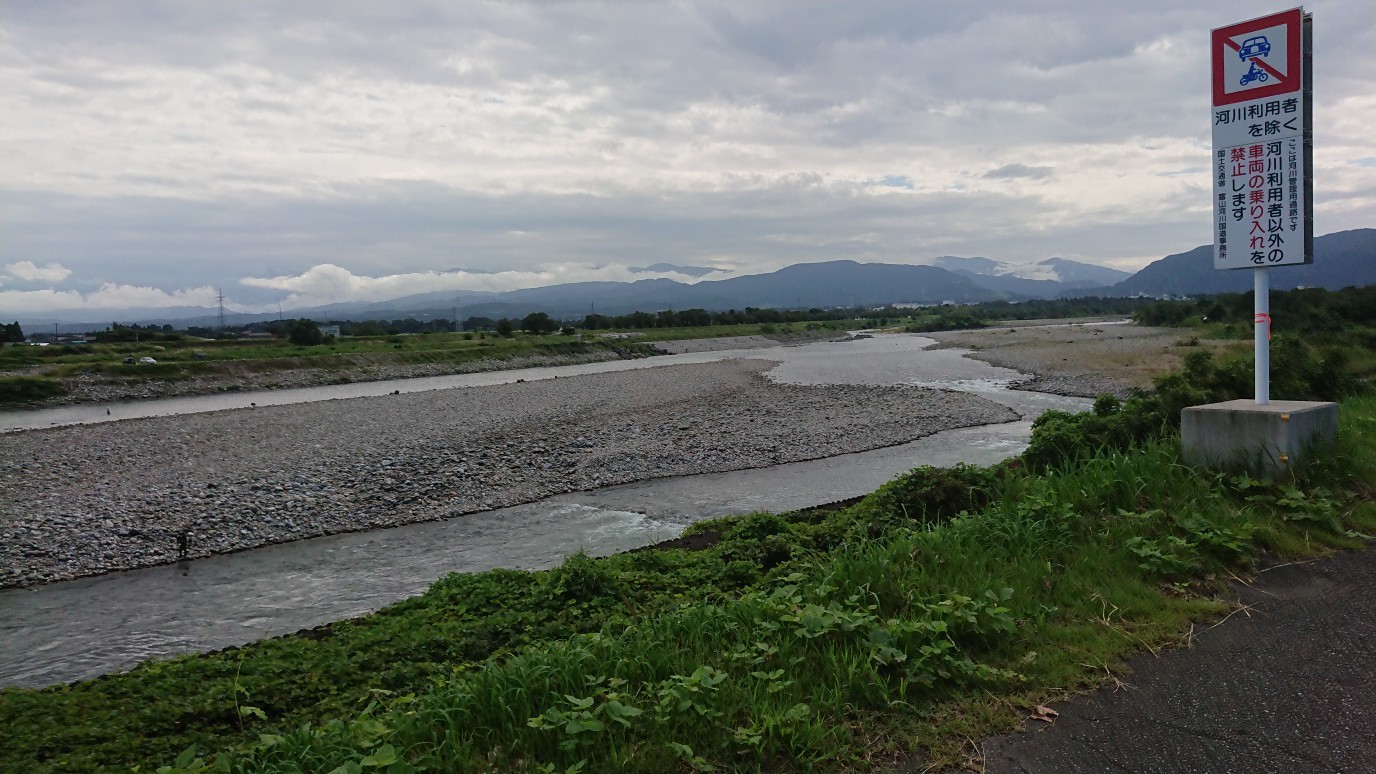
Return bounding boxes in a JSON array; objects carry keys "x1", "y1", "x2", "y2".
[
  {"x1": 1134, "y1": 286, "x2": 1376, "y2": 386},
  {"x1": 902, "y1": 309, "x2": 986, "y2": 333},
  {"x1": 285, "y1": 319, "x2": 325, "y2": 347},
  {"x1": 909, "y1": 297, "x2": 1157, "y2": 328},
  {"x1": 580, "y1": 307, "x2": 864, "y2": 330},
  {"x1": 1023, "y1": 337, "x2": 1360, "y2": 471},
  {"x1": 0, "y1": 375, "x2": 67, "y2": 403},
  {"x1": 1134, "y1": 285, "x2": 1376, "y2": 333},
  {"x1": 0, "y1": 330, "x2": 659, "y2": 402},
  {"x1": 0, "y1": 315, "x2": 867, "y2": 403},
  {"x1": 3, "y1": 347, "x2": 1373, "y2": 772},
  {"x1": 8, "y1": 288, "x2": 1367, "y2": 408},
  {"x1": 520, "y1": 312, "x2": 560, "y2": 335}
]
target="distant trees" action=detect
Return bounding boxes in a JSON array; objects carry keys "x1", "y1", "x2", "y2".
[
  {"x1": 93, "y1": 324, "x2": 181, "y2": 343},
  {"x1": 578, "y1": 307, "x2": 821, "y2": 330},
  {"x1": 287, "y1": 319, "x2": 324, "y2": 346},
  {"x1": 495, "y1": 318, "x2": 515, "y2": 338},
  {"x1": 1, "y1": 321, "x2": 22, "y2": 343},
  {"x1": 1134, "y1": 286, "x2": 1376, "y2": 332},
  {"x1": 342, "y1": 321, "x2": 384, "y2": 336},
  {"x1": 520, "y1": 312, "x2": 559, "y2": 335}
]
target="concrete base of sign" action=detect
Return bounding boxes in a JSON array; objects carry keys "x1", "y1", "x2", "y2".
[{"x1": 1181, "y1": 399, "x2": 1338, "y2": 475}]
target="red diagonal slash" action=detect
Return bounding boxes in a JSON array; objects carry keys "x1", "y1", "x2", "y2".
[{"x1": 1224, "y1": 37, "x2": 1285, "y2": 80}]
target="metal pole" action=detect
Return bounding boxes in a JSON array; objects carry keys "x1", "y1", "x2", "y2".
[{"x1": 1254, "y1": 267, "x2": 1269, "y2": 405}]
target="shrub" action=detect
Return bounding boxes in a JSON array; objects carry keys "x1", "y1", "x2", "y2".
[
  {"x1": 0, "y1": 376, "x2": 66, "y2": 403},
  {"x1": 286, "y1": 319, "x2": 323, "y2": 347},
  {"x1": 1023, "y1": 344, "x2": 1365, "y2": 471}
]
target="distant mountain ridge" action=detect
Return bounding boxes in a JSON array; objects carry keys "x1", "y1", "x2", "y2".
[
  {"x1": 629, "y1": 263, "x2": 721, "y2": 277},
  {"x1": 1098, "y1": 228, "x2": 1376, "y2": 297},
  {"x1": 934, "y1": 254, "x2": 1130, "y2": 295},
  {"x1": 17, "y1": 229, "x2": 1373, "y2": 330},
  {"x1": 1038, "y1": 257, "x2": 1132, "y2": 287}
]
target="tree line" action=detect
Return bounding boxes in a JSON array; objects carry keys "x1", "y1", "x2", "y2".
[
  {"x1": 579, "y1": 306, "x2": 874, "y2": 330},
  {"x1": 1134, "y1": 286, "x2": 1376, "y2": 332}
]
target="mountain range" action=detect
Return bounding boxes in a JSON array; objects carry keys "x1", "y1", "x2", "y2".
[
  {"x1": 17, "y1": 228, "x2": 1375, "y2": 331},
  {"x1": 1104, "y1": 228, "x2": 1376, "y2": 297}
]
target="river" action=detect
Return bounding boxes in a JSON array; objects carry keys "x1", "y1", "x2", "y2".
[{"x1": 0, "y1": 335, "x2": 1088, "y2": 689}]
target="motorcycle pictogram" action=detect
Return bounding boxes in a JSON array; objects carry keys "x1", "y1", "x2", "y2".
[{"x1": 1239, "y1": 60, "x2": 1269, "y2": 86}]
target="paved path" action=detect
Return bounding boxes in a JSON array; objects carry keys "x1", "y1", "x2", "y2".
[{"x1": 977, "y1": 547, "x2": 1376, "y2": 773}]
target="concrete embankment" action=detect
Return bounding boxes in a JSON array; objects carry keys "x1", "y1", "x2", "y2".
[{"x1": 0, "y1": 359, "x2": 1016, "y2": 588}]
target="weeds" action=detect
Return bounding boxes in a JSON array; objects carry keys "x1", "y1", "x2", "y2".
[{"x1": 5, "y1": 366, "x2": 1375, "y2": 772}]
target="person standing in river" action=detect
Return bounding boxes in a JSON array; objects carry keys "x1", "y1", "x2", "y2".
[{"x1": 176, "y1": 529, "x2": 190, "y2": 561}]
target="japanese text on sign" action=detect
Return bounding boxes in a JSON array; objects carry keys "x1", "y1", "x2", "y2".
[{"x1": 1214, "y1": 138, "x2": 1303, "y2": 265}]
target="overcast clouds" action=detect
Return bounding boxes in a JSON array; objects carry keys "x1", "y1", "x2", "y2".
[{"x1": 2, "y1": 1, "x2": 1373, "y2": 315}]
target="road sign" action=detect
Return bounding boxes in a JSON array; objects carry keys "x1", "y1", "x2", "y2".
[{"x1": 1211, "y1": 7, "x2": 1312, "y2": 270}]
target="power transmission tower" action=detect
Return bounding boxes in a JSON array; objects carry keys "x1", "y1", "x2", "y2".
[{"x1": 217, "y1": 289, "x2": 226, "y2": 332}]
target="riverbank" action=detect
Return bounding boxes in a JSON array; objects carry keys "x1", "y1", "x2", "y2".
[
  {"x1": 0, "y1": 359, "x2": 1015, "y2": 588},
  {"x1": 2, "y1": 329, "x2": 850, "y2": 409},
  {"x1": 925, "y1": 321, "x2": 1243, "y2": 397},
  {"x1": 4, "y1": 388, "x2": 1368, "y2": 773},
  {"x1": 5, "y1": 344, "x2": 649, "y2": 407}
]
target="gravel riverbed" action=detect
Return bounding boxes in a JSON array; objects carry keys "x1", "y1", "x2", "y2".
[
  {"x1": 924, "y1": 322, "x2": 1210, "y2": 398},
  {"x1": 0, "y1": 359, "x2": 1016, "y2": 588}
]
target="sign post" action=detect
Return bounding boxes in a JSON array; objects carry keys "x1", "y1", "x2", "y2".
[
  {"x1": 1210, "y1": 7, "x2": 1312, "y2": 405},
  {"x1": 1183, "y1": 8, "x2": 1334, "y2": 475}
]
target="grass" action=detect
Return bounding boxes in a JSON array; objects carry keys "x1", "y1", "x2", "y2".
[
  {"x1": 3, "y1": 387, "x2": 1373, "y2": 772},
  {"x1": 10, "y1": 336, "x2": 627, "y2": 380},
  {"x1": 0, "y1": 375, "x2": 67, "y2": 403},
  {"x1": 0, "y1": 322, "x2": 855, "y2": 402}
]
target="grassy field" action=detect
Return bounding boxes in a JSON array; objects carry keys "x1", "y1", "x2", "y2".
[
  {"x1": 0, "y1": 321, "x2": 859, "y2": 404},
  {"x1": 3, "y1": 366, "x2": 1371, "y2": 772}
]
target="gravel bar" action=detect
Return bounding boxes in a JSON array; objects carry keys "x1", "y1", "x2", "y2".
[
  {"x1": 924, "y1": 323, "x2": 1192, "y2": 398},
  {"x1": 0, "y1": 359, "x2": 1016, "y2": 588}
]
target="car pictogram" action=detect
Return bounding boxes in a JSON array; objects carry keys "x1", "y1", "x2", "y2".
[{"x1": 1237, "y1": 35, "x2": 1271, "y2": 60}]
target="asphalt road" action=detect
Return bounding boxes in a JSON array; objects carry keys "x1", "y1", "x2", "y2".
[{"x1": 977, "y1": 547, "x2": 1376, "y2": 773}]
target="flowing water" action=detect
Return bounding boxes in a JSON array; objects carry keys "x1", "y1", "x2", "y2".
[{"x1": 0, "y1": 335, "x2": 1089, "y2": 688}]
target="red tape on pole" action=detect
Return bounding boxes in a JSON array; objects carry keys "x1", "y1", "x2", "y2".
[{"x1": 1254, "y1": 312, "x2": 1272, "y2": 341}]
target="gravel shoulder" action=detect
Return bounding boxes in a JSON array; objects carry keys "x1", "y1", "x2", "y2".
[{"x1": 0, "y1": 359, "x2": 1016, "y2": 588}]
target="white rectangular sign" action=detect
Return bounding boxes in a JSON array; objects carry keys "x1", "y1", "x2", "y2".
[{"x1": 1211, "y1": 8, "x2": 1312, "y2": 270}]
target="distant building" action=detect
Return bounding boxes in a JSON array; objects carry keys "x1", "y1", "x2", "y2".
[{"x1": 318, "y1": 325, "x2": 341, "y2": 338}]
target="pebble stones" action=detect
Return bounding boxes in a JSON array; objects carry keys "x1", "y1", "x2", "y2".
[{"x1": 0, "y1": 360, "x2": 1016, "y2": 588}]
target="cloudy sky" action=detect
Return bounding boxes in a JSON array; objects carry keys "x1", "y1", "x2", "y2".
[{"x1": 2, "y1": 1, "x2": 1373, "y2": 316}]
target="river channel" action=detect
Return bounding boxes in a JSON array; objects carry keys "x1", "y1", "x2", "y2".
[{"x1": 0, "y1": 335, "x2": 1088, "y2": 689}]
